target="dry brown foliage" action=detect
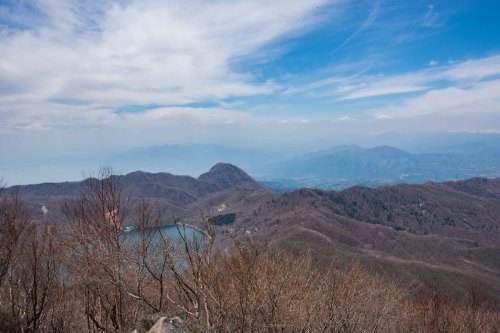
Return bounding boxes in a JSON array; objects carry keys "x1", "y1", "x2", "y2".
[{"x1": 0, "y1": 174, "x2": 498, "y2": 333}]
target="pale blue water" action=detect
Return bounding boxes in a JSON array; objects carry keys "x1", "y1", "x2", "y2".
[{"x1": 121, "y1": 224, "x2": 205, "y2": 249}]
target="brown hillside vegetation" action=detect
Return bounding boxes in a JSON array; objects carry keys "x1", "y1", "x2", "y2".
[
  {"x1": 1, "y1": 170, "x2": 499, "y2": 332},
  {"x1": 198, "y1": 178, "x2": 500, "y2": 302},
  {"x1": 6, "y1": 165, "x2": 500, "y2": 302}
]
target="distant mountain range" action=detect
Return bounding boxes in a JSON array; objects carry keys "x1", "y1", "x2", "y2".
[
  {"x1": 7, "y1": 164, "x2": 500, "y2": 301},
  {"x1": 109, "y1": 142, "x2": 500, "y2": 191},
  {"x1": 260, "y1": 143, "x2": 500, "y2": 191},
  {"x1": 5, "y1": 139, "x2": 500, "y2": 188},
  {"x1": 108, "y1": 143, "x2": 287, "y2": 177}
]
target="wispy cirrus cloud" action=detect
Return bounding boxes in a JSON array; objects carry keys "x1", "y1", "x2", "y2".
[
  {"x1": 283, "y1": 53, "x2": 500, "y2": 121},
  {"x1": 332, "y1": 115, "x2": 358, "y2": 122},
  {"x1": 22, "y1": 123, "x2": 52, "y2": 132},
  {"x1": 367, "y1": 55, "x2": 500, "y2": 119},
  {"x1": 441, "y1": 54, "x2": 500, "y2": 81},
  {"x1": 0, "y1": 0, "x2": 333, "y2": 131},
  {"x1": 122, "y1": 107, "x2": 249, "y2": 125},
  {"x1": 373, "y1": 77, "x2": 500, "y2": 119},
  {"x1": 421, "y1": 4, "x2": 447, "y2": 28},
  {"x1": 332, "y1": 0, "x2": 381, "y2": 52},
  {"x1": 341, "y1": 83, "x2": 428, "y2": 100}
]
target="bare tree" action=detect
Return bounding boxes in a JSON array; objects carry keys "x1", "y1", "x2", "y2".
[
  {"x1": 0, "y1": 184, "x2": 28, "y2": 332},
  {"x1": 0, "y1": 181, "x2": 74, "y2": 333},
  {"x1": 6, "y1": 222, "x2": 63, "y2": 332},
  {"x1": 0, "y1": 185, "x2": 28, "y2": 283},
  {"x1": 63, "y1": 167, "x2": 132, "y2": 332},
  {"x1": 2, "y1": 171, "x2": 498, "y2": 332},
  {"x1": 156, "y1": 216, "x2": 216, "y2": 330},
  {"x1": 122, "y1": 198, "x2": 172, "y2": 329}
]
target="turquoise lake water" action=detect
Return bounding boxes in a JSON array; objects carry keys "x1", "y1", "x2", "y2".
[{"x1": 121, "y1": 224, "x2": 205, "y2": 249}]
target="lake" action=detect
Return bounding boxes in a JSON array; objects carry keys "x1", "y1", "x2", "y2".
[{"x1": 121, "y1": 224, "x2": 206, "y2": 251}]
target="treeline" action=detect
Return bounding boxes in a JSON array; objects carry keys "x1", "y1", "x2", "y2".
[{"x1": 0, "y1": 168, "x2": 498, "y2": 332}]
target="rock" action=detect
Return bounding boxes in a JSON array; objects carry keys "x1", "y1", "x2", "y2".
[{"x1": 147, "y1": 316, "x2": 184, "y2": 333}]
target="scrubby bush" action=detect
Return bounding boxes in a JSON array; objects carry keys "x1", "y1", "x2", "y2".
[{"x1": 0, "y1": 174, "x2": 498, "y2": 333}]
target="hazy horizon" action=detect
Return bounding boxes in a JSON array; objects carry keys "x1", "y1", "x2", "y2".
[
  {"x1": 1, "y1": 1, "x2": 500, "y2": 184},
  {"x1": 2, "y1": 132, "x2": 500, "y2": 185}
]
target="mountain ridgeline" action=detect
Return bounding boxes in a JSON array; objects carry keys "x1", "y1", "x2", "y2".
[
  {"x1": 8, "y1": 163, "x2": 500, "y2": 302},
  {"x1": 10, "y1": 163, "x2": 261, "y2": 211},
  {"x1": 262, "y1": 144, "x2": 500, "y2": 190},
  {"x1": 45, "y1": 142, "x2": 500, "y2": 192}
]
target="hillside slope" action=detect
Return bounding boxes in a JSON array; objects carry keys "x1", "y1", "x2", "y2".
[
  {"x1": 7, "y1": 166, "x2": 500, "y2": 300},
  {"x1": 9, "y1": 163, "x2": 265, "y2": 218},
  {"x1": 212, "y1": 179, "x2": 500, "y2": 299}
]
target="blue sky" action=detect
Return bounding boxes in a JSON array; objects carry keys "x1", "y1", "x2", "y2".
[{"x1": 1, "y1": 0, "x2": 500, "y2": 183}]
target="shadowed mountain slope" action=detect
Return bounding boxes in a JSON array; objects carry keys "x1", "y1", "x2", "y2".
[
  {"x1": 5, "y1": 166, "x2": 500, "y2": 301},
  {"x1": 214, "y1": 178, "x2": 500, "y2": 300},
  {"x1": 198, "y1": 163, "x2": 263, "y2": 190},
  {"x1": 8, "y1": 163, "x2": 265, "y2": 215}
]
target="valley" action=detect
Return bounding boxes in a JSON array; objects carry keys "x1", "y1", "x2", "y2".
[{"x1": 10, "y1": 163, "x2": 500, "y2": 302}]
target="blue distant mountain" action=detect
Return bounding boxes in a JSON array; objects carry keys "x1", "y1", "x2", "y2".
[
  {"x1": 263, "y1": 144, "x2": 500, "y2": 188},
  {"x1": 111, "y1": 143, "x2": 286, "y2": 177}
]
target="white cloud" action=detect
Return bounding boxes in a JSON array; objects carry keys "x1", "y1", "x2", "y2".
[
  {"x1": 376, "y1": 114, "x2": 395, "y2": 120},
  {"x1": 22, "y1": 123, "x2": 52, "y2": 132},
  {"x1": 1, "y1": 1, "x2": 499, "y2": 149},
  {"x1": 123, "y1": 107, "x2": 249, "y2": 124},
  {"x1": 283, "y1": 54, "x2": 500, "y2": 125},
  {"x1": 421, "y1": 4, "x2": 447, "y2": 28},
  {"x1": 441, "y1": 54, "x2": 500, "y2": 81},
  {"x1": 342, "y1": 84, "x2": 428, "y2": 99},
  {"x1": 371, "y1": 78, "x2": 500, "y2": 119},
  {"x1": 0, "y1": 0, "x2": 331, "y2": 130},
  {"x1": 333, "y1": 0, "x2": 380, "y2": 52},
  {"x1": 449, "y1": 129, "x2": 500, "y2": 134},
  {"x1": 278, "y1": 118, "x2": 310, "y2": 124},
  {"x1": 332, "y1": 115, "x2": 357, "y2": 122},
  {"x1": 288, "y1": 53, "x2": 500, "y2": 102},
  {"x1": 328, "y1": 69, "x2": 433, "y2": 99}
]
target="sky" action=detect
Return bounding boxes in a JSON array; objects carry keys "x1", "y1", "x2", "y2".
[{"x1": 1, "y1": 0, "x2": 500, "y2": 183}]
